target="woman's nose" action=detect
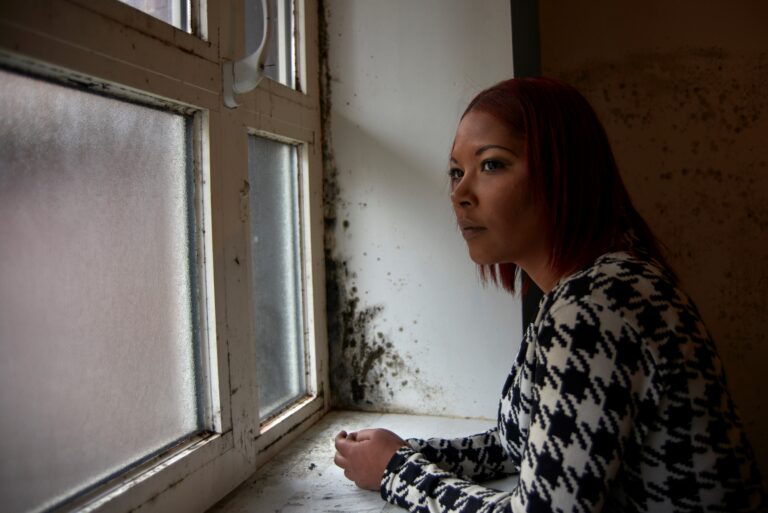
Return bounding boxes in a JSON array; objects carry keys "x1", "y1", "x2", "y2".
[{"x1": 451, "y1": 175, "x2": 476, "y2": 208}]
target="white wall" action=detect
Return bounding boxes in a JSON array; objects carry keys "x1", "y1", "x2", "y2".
[{"x1": 325, "y1": 0, "x2": 521, "y2": 419}]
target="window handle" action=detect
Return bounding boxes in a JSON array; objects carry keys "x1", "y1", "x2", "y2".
[{"x1": 223, "y1": 0, "x2": 272, "y2": 108}]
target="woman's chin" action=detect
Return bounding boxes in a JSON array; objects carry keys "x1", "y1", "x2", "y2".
[
  {"x1": 467, "y1": 251, "x2": 500, "y2": 266},
  {"x1": 467, "y1": 249, "x2": 517, "y2": 267}
]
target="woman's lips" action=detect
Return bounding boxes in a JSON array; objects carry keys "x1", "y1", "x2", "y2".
[{"x1": 460, "y1": 226, "x2": 486, "y2": 240}]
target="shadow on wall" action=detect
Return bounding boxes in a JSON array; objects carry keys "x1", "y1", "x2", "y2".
[{"x1": 554, "y1": 46, "x2": 768, "y2": 481}]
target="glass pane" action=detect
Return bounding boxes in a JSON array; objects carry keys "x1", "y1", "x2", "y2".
[
  {"x1": 0, "y1": 69, "x2": 202, "y2": 513},
  {"x1": 246, "y1": 0, "x2": 297, "y2": 89},
  {"x1": 118, "y1": 0, "x2": 190, "y2": 32},
  {"x1": 248, "y1": 136, "x2": 306, "y2": 420}
]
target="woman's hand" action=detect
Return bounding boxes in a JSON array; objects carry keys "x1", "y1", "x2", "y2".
[{"x1": 333, "y1": 428, "x2": 407, "y2": 490}]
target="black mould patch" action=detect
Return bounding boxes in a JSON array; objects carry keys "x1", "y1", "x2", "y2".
[
  {"x1": 330, "y1": 288, "x2": 410, "y2": 406},
  {"x1": 319, "y1": 0, "x2": 339, "y2": 234},
  {"x1": 324, "y1": 253, "x2": 419, "y2": 408}
]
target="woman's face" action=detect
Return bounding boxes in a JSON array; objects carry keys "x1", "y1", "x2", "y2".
[{"x1": 449, "y1": 109, "x2": 549, "y2": 267}]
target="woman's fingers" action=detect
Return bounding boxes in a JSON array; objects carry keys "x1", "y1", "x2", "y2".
[
  {"x1": 333, "y1": 427, "x2": 406, "y2": 491},
  {"x1": 334, "y1": 431, "x2": 351, "y2": 453},
  {"x1": 334, "y1": 430, "x2": 360, "y2": 445},
  {"x1": 334, "y1": 429, "x2": 355, "y2": 474},
  {"x1": 335, "y1": 429, "x2": 364, "y2": 455},
  {"x1": 333, "y1": 451, "x2": 349, "y2": 469}
]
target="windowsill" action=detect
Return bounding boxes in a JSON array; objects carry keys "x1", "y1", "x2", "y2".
[{"x1": 207, "y1": 410, "x2": 518, "y2": 512}]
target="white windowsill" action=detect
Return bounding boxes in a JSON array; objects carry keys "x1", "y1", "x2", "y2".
[{"x1": 207, "y1": 410, "x2": 518, "y2": 513}]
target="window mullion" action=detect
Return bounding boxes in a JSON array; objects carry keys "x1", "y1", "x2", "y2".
[{"x1": 208, "y1": 107, "x2": 262, "y2": 461}]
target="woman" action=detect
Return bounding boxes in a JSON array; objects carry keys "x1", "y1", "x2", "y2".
[{"x1": 333, "y1": 77, "x2": 765, "y2": 512}]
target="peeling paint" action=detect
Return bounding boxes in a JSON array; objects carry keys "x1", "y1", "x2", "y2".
[{"x1": 238, "y1": 179, "x2": 250, "y2": 223}]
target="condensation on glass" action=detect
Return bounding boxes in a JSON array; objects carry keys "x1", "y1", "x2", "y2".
[
  {"x1": 118, "y1": 0, "x2": 191, "y2": 32},
  {"x1": 248, "y1": 136, "x2": 307, "y2": 421},
  {"x1": 0, "y1": 69, "x2": 204, "y2": 513},
  {"x1": 246, "y1": 0, "x2": 297, "y2": 89}
]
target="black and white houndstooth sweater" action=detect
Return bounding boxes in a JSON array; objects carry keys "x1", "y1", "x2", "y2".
[{"x1": 380, "y1": 252, "x2": 765, "y2": 512}]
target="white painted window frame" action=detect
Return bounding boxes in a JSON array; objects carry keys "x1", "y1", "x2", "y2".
[{"x1": 0, "y1": 1, "x2": 329, "y2": 512}]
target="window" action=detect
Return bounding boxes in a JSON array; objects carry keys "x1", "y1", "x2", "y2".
[
  {"x1": 0, "y1": 69, "x2": 205, "y2": 513},
  {"x1": 118, "y1": 0, "x2": 191, "y2": 31},
  {"x1": 248, "y1": 136, "x2": 308, "y2": 421},
  {"x1": 0, "y1": 1, "x2": 327, "y2": 512}
]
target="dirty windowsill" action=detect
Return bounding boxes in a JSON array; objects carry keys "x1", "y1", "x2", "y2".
[{"x1": 207, "y1": 410, "x2": 518, "y2": 513}]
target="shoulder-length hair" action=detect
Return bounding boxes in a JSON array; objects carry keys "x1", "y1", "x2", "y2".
[{"x1": 463, "y1": 77, "x2": 672, "y2": 292}]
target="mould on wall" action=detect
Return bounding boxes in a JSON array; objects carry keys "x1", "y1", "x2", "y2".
[
  {"x1": 554, "y1": 47, "x2": 768, "y2": 257},
  {"x1": 328, "y1": 283, "x2": 440, "y2": 410},
  {"x1": 561, "y1": 48, "x2": 766, "y2": 137},
  {"x1": 318, "y1": 0, "x2": 438, "y2": 412},
  {"x1": 328, "y1": 271, "x2": 409, "y2": 407}
]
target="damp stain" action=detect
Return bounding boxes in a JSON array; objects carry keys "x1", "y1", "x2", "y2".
[
  {"x1": 323, "y1": 249, "x2": 429, "y2": 409},
  {"x1": 559, "y1": 47, "x2": 766, "y2": 136}
]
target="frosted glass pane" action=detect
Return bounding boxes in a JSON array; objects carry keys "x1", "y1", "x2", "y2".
[
  {"x1": 245, "y1": 0, "x2": 296, "y2": 89},
  {"x1": 118, "y1": 0, "x2": 190, "y2": 31},
  {"x1": 0, "y1": 70, "x2": 202, "y2": 513},
  {"x1": 248, "y1": 136, "x2": 306, "y2": 420}
]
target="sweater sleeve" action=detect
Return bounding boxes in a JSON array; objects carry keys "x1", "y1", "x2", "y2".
[
  {"x1": 381, "y1": 299, "x2": 656, "y2": 513},
  {"x1": 405, "y1": 427, "x2": 519, "y2": 481},
  {"x1": 381, "y1": 446, "x2": 515, "y2": 512}
]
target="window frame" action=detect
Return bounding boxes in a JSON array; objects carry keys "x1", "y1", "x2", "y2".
[{"x1": 0, "y1": 0, "x2": 329, "y2": 512}]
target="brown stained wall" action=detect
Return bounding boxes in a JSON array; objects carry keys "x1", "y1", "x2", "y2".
[{"x1": 540, "y1": 0, "x2": 768, "y2": 479}]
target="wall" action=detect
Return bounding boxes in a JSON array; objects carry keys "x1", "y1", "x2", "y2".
[
  {"x1": 540, "y1": 0, "x2": 768, "y2": 477},
  {"x1": 322, "y1": 0, "x2": 520, "y2": 418}
]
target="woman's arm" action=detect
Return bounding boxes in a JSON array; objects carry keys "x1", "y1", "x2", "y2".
[
  {"x1": 382, "y1": 446, "x2": 515, "y2": 512},
  {"x1": 334, "y1": 426, "x2": 517, "y2": 490},
  {"x1": 405, "y1": 428, "x2": 518, "y2": 481}
]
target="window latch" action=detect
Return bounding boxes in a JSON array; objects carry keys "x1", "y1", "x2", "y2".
[{"x1": 223, "y1": 0, "x2": 272, "y2": 108}]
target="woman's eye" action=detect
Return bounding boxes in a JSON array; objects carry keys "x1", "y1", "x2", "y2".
[
  {"x1": 481, "y1": 159, "x2": 505, "y2": 172},
  {"x1": 448, "y1": 168, "x2": 463, "y2": 181}
]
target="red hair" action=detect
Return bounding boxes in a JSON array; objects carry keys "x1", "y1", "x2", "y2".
[{"x1": 463, "y1": 77, "x2": 671, "y2": 292}]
